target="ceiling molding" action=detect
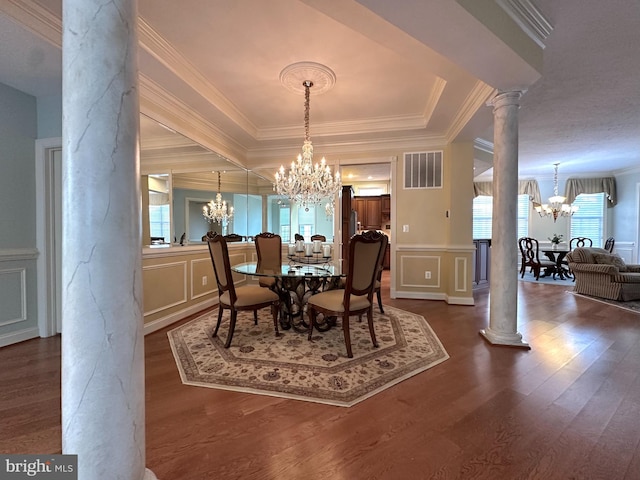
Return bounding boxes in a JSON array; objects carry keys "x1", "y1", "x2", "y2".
[
  {"x1": 446, "y1": 81, "x2": 496, "y2": 142},
  {"x1": 1, "y1": 0, "x2": 61, "y2": 47},
  {"x1": 138, "y1": 18, "x2": 258, "y2": 139},
  {"x1": 256, "y1": 113, "x2": 429, "y2": 141},
  {"x1": 495, "y1": 0, "x2": 553, "y2": 49},
  {"x1": 474, "y1": 138, "x2": 494, "y2": 154},
  {"x1": 423, "y1": 77, "x2": 447, "y2": 123},
  {"x1": 139, "y1": 74, "x2": 247, "y2": 167}
]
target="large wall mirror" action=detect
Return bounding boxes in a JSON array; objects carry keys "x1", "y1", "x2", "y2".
[{"x1": 140, "y1": 115, "x2": 337, "y2": 247}]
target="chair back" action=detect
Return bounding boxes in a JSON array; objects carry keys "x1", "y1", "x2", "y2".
[
  {"x1": 570, "y1": 237, "x2": 592, "y2": 249},
  {"x1": 518, "y1": 237, "x2": 541, "y2": 263},
  {"x1": 294, "y1": 233, "x2": 304, "y2": 242},
  {"x1": 255, "y1": 232, "x2": 282, "y2": 274},
  {"x1": 604, "y1": 236, "x2": 615, "y2": 253},
  {"x1": 310, "y1": 234, "x2": 326, "y2": 242},
  {"x1": 204, "y1": 232, "x2": 237, "y2": 305},
  {"x1": 345, "y1": 231, "x2": 386, "y2": 302},
  {"x1": 223, "y1": 233, "x2": 244, "y2": 243}
]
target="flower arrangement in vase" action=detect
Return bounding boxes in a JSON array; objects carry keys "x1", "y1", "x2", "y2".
[{"x1": 548, "y1": 233, "x2": 563, "y2": 249}]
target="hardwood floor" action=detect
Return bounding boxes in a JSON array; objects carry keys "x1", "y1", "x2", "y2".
[{"x1": 2, "y1": 275, "x2": 640, "y2": 479}]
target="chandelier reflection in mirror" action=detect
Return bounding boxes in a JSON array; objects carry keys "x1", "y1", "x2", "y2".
[
  {"x1": 274, "y1": 79, "x2": 341, "y2": 211},
  {"x1": 203, "y1": 171, "x2": 234, "y2": 225},
  {"x1": 535, "y1": 163, "x2": 578, "y2": 222}
]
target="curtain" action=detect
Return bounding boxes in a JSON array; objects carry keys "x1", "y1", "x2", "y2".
[
  {"x1": 473, "y1": 180, "x2": 541, "y2": 204},
  {"x1": 565, "y1": 177, "x2": 617, "y2": 207}
]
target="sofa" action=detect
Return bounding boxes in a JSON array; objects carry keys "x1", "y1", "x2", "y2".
[{"x1": 565, "y1": 247, "x2": 640, "y2": 301}]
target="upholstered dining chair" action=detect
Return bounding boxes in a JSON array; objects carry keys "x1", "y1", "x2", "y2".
[
  {"x1": 204, "y1": 232, "x2": 280, "y2": 348},
  {"x1": 307, "y1": 230, "x2": 386, "y2": 358},
  {"x1": 604, "y1": 236, "x2": 615, "y2": 253},
  {"x1": 255, "y1": 232, "x2": 282, "y2": 289},
  {"x1": 518, "y1": 237, "x2": 556, "y2": 280},
  {"x1": 310, "y1": 234, "x2": 326, "y2": 242},
  {"x1": 294, "y1": 233, "x2": 304, "y2": 242}
]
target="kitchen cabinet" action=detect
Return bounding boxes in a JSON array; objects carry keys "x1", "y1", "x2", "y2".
[{"x1": 354, "y1": 195, "x2": 382, "y2": 230}]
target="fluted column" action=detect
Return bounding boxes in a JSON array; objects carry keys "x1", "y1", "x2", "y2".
[
  {"x1": 62, "y1": 0, "x2": 157, "y2": 478},
  {"x1": 480, "y1": 91, "x2": 530, "y2": 349}
]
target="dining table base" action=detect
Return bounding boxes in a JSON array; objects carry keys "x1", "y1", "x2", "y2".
[{"x1": 273, "y1": 275, "x2": 342, "y2": 332}]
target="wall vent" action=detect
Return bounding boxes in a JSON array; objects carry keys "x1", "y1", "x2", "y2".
[{"x1": 404, "y1": 151, "x2": 443, "y2": 189}]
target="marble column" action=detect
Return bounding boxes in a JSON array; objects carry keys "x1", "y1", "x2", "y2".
[
  {"x1": 480, "y1": 91, "x2": 530, "y2": 349},
  {"x1": 62, "y1": 0, "x2": 157, "y2": 478}
]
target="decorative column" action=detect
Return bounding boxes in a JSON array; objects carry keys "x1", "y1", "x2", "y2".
[
  {"x1": 480, "y1": 91, "x2": 530, "y2": 349},
  {"x1": 62, "y1": 1, "x2": 157, "y2": 479}
]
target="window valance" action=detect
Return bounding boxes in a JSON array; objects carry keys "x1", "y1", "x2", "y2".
[
  {"x1": 565, "y1": 177, "x2": 617, "y2": 207},
  {"x1": 473, "y1": 180, "x2": 541, "y2": 205}
]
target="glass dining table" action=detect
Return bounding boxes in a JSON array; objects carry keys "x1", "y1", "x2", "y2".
[{"x1": 231, "y1": 261, "x2": 346, "y2": 332}]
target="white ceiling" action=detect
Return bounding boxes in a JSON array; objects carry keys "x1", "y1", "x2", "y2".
[{"x1": 1, "y1": 0, "x2": 638, "y2": 182}]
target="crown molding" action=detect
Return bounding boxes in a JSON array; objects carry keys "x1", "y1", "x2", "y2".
[
  {"x1": 446, "y1": 81, "x2": 496, "y2": 142},
  {"x1": 423, "y1": 77, "x2": 447, "y2": 124},
  {"x1": 138, "y1": 18, "x2": 259, "y2": 139},
  {"x1": 474, "y1": 138, "x2": 494, "y2": 154},
  {"x1": 0, "y1": 0, "x2": 61, "y2": 46},
  {"x1": 139, "y1": 74, "x2": 248, "y2": 167},
  {"x1": 495, "y1": 0, "x2": 553, "y2": 49}
]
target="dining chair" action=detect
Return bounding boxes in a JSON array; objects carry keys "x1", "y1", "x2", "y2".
[
  {"x1": 518, "y1": 237, "x2": 556, "y2": 280},
  {"x1": 310, "y1": 234, "x2": 326, "y2": 242},
  {"x1": 204, "y1": 232, "x2": 280, "y2": 348},
  {"x1": 254, "y1": 232, "x2": 282, "y2": 289},
  {"x1": 294, "y1": 233, "x2": 305, "y2": 242},
  {"x1": 604, "y1": 236, "x2": 615, "y2": 253},
  {"x1": 223, "y1": 233, "x2": 244, "y2": 243},
  {"x1": 307, "y1": 230, "x2": 386, "y2": 358},
  {"x1": 372, "y1": 234, "x2": 389, "y2": 313},
  {"x1": 569, "y1": 237, "x2": 593, "y2": 249}
]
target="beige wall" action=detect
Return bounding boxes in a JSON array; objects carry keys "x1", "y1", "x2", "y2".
[
  {"x1": 142, "y1": 244, "x2": 256, "y2": 333},
  {"x1": 392, "y1": 141, "x2": 475, "y2": 305}
]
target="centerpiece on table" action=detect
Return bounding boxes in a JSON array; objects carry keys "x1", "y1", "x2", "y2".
[{"x1": 548, "y1": 233, "x2": 564, "y2": 250}]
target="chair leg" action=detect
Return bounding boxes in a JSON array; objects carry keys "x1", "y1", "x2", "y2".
[
  {"x1": 376, "y1": 289, "x2": 384, "y2": 314},
  {"x1": 225, "y1": 310, "x2": 238, "y2": 348},
  {"x1": 271, "y1": 302, "x2": 280, "y2": 337},
  {"x1": 307, "y1": 307, "x2": 316, "y2": 341},
  {"x1": 253, "y1": 310, "x2": 258, "y2": 325},
  {"x1": 367, "y1": 307, "x2": 378, "y2": 348},
  {"x1": 213, "y1": 307, "x2": 224, "y2": 337},
  {"x1": 343, "y1": 314, "x2": 353, "y2": 358}
]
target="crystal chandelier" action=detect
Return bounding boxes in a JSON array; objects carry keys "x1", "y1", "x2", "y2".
[
  {"x1": 535, "y1": 163, "x2": 578, "y2": 222},
  {"x1": 274, "y1": 80, "x2": 341, "y2": 211},
  {"x1": 202, "y1": 171, "x2": 234, "y2": 225}
]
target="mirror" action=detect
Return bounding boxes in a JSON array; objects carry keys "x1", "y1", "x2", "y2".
[{"x1": 140, "y1": 115, "x2": 338, "y2": 247}]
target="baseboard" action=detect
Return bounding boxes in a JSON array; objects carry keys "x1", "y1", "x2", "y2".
[
  {"x1": 445, "y1": 295, "x2": 475, "y2": 305},
  {"x1": 143, "y1": 297, "x2": 218, "y2": 335},
  {"x1": 0, "y1": 327, "x2": 39, "y2": 348},
  {"x1": 392, "y1": 290, "x2": 447, "y2": 301}
]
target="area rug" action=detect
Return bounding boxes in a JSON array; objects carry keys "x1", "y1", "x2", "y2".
[
  {"x1": 518, "y1": 271, "x2": 575, "y2": 287},
  {"x1": 570, "y1": 292, "x2": 640, "y2": 314},
  {"x1": 167, "y1": 305, "x2": 449, "y2": 407}
]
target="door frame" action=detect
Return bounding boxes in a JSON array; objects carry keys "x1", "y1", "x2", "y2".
[{"x1": 35, "y1": 137, "x2": 62, "y2": 337}]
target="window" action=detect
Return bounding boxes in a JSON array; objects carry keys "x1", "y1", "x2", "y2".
[
  {"x1": 404, "y1": 151, "x2": 443, "y2": 189},
  {"x1": 472, "y1": 195, "x2": 530, "y2": 239},
  {"x1": 149, "y1": 204, "x2": 170, "y2": 242},
  {"x1": 570, "y1": 193, "x2": 606, "y2": 247}
]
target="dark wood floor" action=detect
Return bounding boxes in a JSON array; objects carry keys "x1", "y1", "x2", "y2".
[{"x1": 2, "y1": 274, "x2": 640, "y2": 479}]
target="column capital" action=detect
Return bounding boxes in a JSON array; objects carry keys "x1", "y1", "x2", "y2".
[{"x1": 488, "y1": 90, "x2": 526, "y2": 110}]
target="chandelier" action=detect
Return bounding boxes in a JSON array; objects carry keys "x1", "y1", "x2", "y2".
[
  {"x1": 535, "y1": 163, "x2": 578, "y2": 222},
  {"x1": 202, "y1": 171, "x2": 234, "y2": 225},
  {"x1": 274, "y1": 80, "x2": 341, "y2": 211}
]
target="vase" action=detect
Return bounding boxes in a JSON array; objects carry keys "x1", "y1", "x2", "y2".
[{"x1": 552, "y1": 243, "x2": 558, "y2": 251}]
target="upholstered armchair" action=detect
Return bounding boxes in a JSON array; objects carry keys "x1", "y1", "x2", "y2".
[{"x1": 566, "y1": 247, "x2": 640, "y2": 301}]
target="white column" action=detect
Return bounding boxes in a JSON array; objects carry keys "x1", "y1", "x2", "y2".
[
  {"x1": 480, "y1": 91, "x2": 530, "y2": 349},
  {"x1": 62, "y1": 1, "x2": 157, "y2": 478}
]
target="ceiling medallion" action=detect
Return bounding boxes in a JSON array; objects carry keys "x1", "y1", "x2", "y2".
[{"x1": 279, "y1": 62, "x2": 336, "y2": 95}]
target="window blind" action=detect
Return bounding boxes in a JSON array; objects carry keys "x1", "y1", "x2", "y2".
[
  {"x1": 473, "y1": 195, "x2": 530, "y2": 239},
  {"x1": 570, "y1": 193, "x2": 605, "y2": 247}
]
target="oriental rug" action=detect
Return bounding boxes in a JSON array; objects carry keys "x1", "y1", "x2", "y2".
[
  {"x1": 570, "y1": 292, "x2": 640, "y2": 314},
  {"x1": 168, "y1": 305, "x2": 449, "y2": 407}
]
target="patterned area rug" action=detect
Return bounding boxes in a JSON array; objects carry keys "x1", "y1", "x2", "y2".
[
  {"x1": 167, "y1": 305, "x2": 449, "y2": 407},
  {"x1": 571, "y1": 292, "x2": 640, "y2": 314}
]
